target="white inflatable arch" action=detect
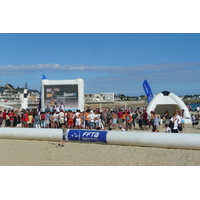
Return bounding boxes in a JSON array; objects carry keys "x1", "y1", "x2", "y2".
[{"x1": 147, "y1": 91, "x2": 191, "y2": 124}]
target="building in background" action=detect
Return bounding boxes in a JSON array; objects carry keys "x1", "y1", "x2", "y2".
[
  {"x1": 0, "y1": 83, "x2": 40, "y2": 108},
  {"x1": 85, "y1": 93, "x2": 114, "y2": 103}
]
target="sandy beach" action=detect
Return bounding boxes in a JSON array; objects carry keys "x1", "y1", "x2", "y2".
[{"x1": 1, "y1": 123, "x2": 200, "y2": 166}]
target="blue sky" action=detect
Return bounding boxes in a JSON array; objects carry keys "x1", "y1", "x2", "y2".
[{"x1": 0, "y1": 33, "x2": 200, "y2": 96}]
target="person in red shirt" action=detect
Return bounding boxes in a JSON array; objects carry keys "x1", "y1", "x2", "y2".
[
  {"x1": 8, "y1": 110, "x2": 14, "y2": 127},
  {"x1": 23, "y1": 111, "x2": 29, "y2": 128},
  {"x1": 117, "y1": 109, "x2": 123, "y2": 127},
  {"x1": 142, "y1": 109, "x2": 149, "y2": 130}
]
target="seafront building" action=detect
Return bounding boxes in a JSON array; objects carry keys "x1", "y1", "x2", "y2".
[
  {"x1": 0, "y1": 83, "x2": 199, "y2": 110},
  {"x1": 0, "y1": 83, "x2": 40, "y2": 108}
]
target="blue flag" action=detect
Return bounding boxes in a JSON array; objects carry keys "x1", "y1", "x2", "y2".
[
  {"x1": 42, "y1": 74, "x2": 47, "y2": 80},
  {"x1": 143, "y1": 80, "x2": 153, "y2": 103}
]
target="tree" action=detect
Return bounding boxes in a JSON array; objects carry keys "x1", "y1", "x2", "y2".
[{"x1": 119, "y1": 94, "x2": 126, "y2": 101}]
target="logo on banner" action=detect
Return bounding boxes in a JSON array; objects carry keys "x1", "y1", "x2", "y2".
[
  {"x1": 68, "y1": 130, "x2": 108, "y2": 143},
  {"x1": 63, "y1": 92, "x2": 77, "y2": 98}
]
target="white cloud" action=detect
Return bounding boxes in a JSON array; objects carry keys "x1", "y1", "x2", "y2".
[
  {"x1": 0, "y1": 62, "x2": 200, "y2": 75},
  {"x1": 0, "y1": 62, "x2": 199, "y2": 95}
]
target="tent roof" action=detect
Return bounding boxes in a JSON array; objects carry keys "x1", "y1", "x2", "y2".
[{"x1": 154, "y1": 95, "x2": 177, "y2": 105}]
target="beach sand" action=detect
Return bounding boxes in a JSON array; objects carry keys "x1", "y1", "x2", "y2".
[{"x1": 1, "y1": 124, "x2": 200, "y2": 166}]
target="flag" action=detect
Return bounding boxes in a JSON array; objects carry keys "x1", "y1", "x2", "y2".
[
  {"x1": 42, "y1": 74, "x2": 47, "y2": 80},
  {"x1": 143, "y1": 79, "x2": 153, "y2": 103}
]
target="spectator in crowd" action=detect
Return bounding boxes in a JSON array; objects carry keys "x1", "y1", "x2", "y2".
[
  {"x1": 131, "y1": 110, "x2": 138, "y2": 130},
  {"x1": 125, "y1": 111, "x2": 132, "y2": 131},
  {"x1": 0, "y1": 111, "x2": 3, "y2": 127},
  {"x1": 152, "y1": 113, "x2": 159, "y2": 132},
  {"x1": 28, "y1": 111, "x2": 33, "y2": 128},
  {"x1": 40, "y1": 111, "x2": 46, "y2": 128},
  {"x1": 149, "y1": 111, "x2": 156, "y2": 129},
  {"x1": 33, "y1": 111, "x2": 41, "y2": 128},
  {"x1": 165, "y1": 124, "x2": 171, "y2": 133},
  {"x1": 170, "y1": 112, "x2": 179, "y2": 133},
  {"x1": 111, "y1": 111, "x2": 118, "y2": 130},
  {"x1": 88, "y1": 110, "x2": 96, "y2": 129},
  {"x1": 142, "y1": 109, "x2": 149, "y2": 130},
  {"x1": 117, "y1": 109, "x2": 123, "y2": 128},
  {"x1": 84, "y1": 109, "x2": 90, "y2": 129},
  {"x1": 46, "y1": 111, "x2": 51, "y2": 128},
  {"x1": 138, "y1": 111, "x2": 143, "y2": 130}
]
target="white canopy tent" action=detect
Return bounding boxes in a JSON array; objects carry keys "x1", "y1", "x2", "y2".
[{"x1": 147, "y1": 91, "x2": 191, "y2": 124}]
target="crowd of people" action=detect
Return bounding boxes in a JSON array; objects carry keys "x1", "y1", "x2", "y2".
[{"x1": 0, "y1": 106, "x2": 199, "y2": 133}]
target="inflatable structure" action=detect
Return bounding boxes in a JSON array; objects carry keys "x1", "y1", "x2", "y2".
[
  {"x1": 41, "y1": 78, "x2": 84, "y2": 111},
  {"x1": 67, "y1": 129, "x2": 200, "y2": 150},
  {"x1": 147, "y1": 91, "x2": 191, "y2": 124},
  {"x1": 1, "y1": 128, "x2": 200, "y2": 150},
  {"x1": 0, "y1": 128, "x2": 63, "y2": 141}
]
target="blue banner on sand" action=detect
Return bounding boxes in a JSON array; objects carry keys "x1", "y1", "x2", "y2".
[{"x1": 68, "y1": 130, "x2": 108, "y2": 143}]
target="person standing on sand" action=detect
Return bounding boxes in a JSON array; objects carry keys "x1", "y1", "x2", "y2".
[
  {"x1": 23, "y1": 110, "x2": 29, "y2": 128},
  {"x1": 64, "y1": 111, "x2": 68, "y2": 128},
  {"x1": 8, "y1": 110, "x2": 14, "y2": 127},
  {"x1": 191, "y1": 114, "x2": 198, "y2": 128},
  {"x1": 49, "y1": 112, "x2": 55, "y2": 128},
  {"x1": 142, "y1": 109, "x2": 149, "y2": 130},
  {"x1": 117, "y1": 109, "x2": 123, "y2": 128},
  {"x1": 40, "y1": 111, "x2": 46, "y2": 128},
  {"x1": 122, "y1": 111, "x2": 126, "y2": 128},
  {"x1": 88, "y1": 110, "x2": 96, "y2": 129},
  {"x1": 170, "y1": 113, "x2": 179, "y2": 133},
  {"x1": 75, "y1": 109, "x2": 82, "y2": 129},
  {"x1": 106, "y1": 109, "x2": 112, "y2": 127},
  {"x1": 33, "y1": 112, "x2": 41, "y2": 128},
  {"x1": 125, "y1": 111, "x2": 132, "y2": 131},
  {"x1": 138, "y1": 111, "x2": 143, "y2": 130},
  {"x1": 132, "y1": 110, "x2": 138, "y2": 130},
  {"x1": 94, "y1": 111, "x2": 100, "y2": 129},
  {"x1": 67, "y1": 110, "x2": 74, "y2": 129},
  {"x1": 45, "y1": 111, "x2": 51, "y2": 128},
  {"x1": 0, "y1": 111, "x2": 3, "y2": 127},
  {"x1": 111, "y1": 111, "x2": 118, "y2": 130},
  {"x1": 152, "y1": 113, "x2": 159, "y2": 132},
  {"x1": 28, "y1": 111, "x2": 33, "y2": 128},
  {"x1": 149, "y1": 111, "x2": 155, "y2": 129},
  {"x1": 176, "y1": 111, "x2": 183, "y2": 133},
  {"x1": 2, "y1": 109, "x2": 6, "y2": 127},
  {"x1": 84, "y1": 109, "x2": 90, "y2": 129},
  {"x1": 59, "y1": 110, "x2": 65, "y2": 129}
]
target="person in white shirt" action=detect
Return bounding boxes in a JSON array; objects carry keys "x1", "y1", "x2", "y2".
[
  {"x1": 170, "y1": 113, "x2": 179, "y2": 133},
  {"x1": 165, "y1": 124, "x2": 171, "y2": 133},
  {"x1": 88, "y1": 110, "x2": 96, "y2": 129},
  {"x1": 196, "y1": 106, "x2": 200, "y2": 114},
  {"x1": 74, "y1": 110, "x2": 82, "y2": 129},
  {"x1": 176, "y1": 111, "x2": 183, "y2": 133},
  {"x1": 53, "y1": 111, "x2": 59, "y2": 128},
  {"x1": 94, "y1": 111, "x2": 101, "y2": 129},
  {"x1": 59, "y1": 110, "x2": 65, "y2": 129}
]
